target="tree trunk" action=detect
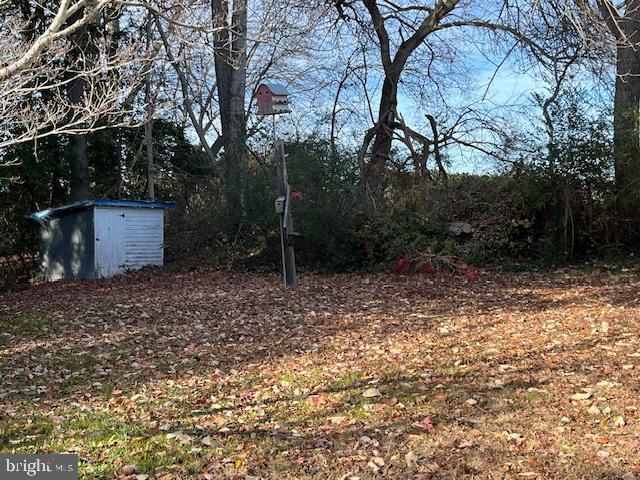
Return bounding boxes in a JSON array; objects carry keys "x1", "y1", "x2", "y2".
[
  {"x1": 50, "y1": 138, "x2": 66, "y2": 205},
  {"x1": 212, "y1": 0, "x2": 248, "y2": 221},
  {"x1": 365, "y1": 73, "x2": 398, "y2": 194},
  {"x1": 145, "y1": 13, "x2": 155, "y2": 201},
  {"x1": 613, "y1": 31, "x2": 640, "y2": 216},
  {"x1": 613, "y1": 50, "x2": 640, "y2": 193},
  {"x1": 68, "y1": 80, "x2": 90, "y2": 201},
  {"x1": 225, "y1": 0, "x2": 247, "y2": 217},
  {"x1": 145, "y1": 100, "x2": 155, "y2": 201},
  {"x1": 594, "y1": 0, "x2": 640, "y2": 238},
  {"x1": 67, "y1": 9, "x2": 91, "y2": 202}
]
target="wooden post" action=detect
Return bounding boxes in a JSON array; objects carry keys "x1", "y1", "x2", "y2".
[{"x1": 275, "y1": 141, "x2": 298, "y2": 287}]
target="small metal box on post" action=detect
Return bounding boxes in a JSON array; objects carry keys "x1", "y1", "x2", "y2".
[{"x1": 254, "y1": 82, "x2": 298, "y2": 287}]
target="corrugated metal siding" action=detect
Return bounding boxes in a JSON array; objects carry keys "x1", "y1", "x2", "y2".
[
  {"x1": 94, "y1": 207, "x2": 165, "y2": 278},
  {"x1": 123, "y1": 209, "x2": 164, "y2": 269}
]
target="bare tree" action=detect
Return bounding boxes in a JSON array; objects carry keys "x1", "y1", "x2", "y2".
[
  {"x1": 148, "y1": 0, "x2": 329, "y2": 218},
  {"x1": 0, "y1": 1, "x2": 146, "y2": 160},
  {"x1": 335, "y1": 0, "x2": 463, "y2": 193},
  {"x1": 0, "y1": 0, "x2": 114, "y2": 82},
  {"x1": 330, "y1": 0, "x2": 554, "y2": 196},
  {"x1": 547, "y1": 0, "x2": 640, "y2": 234}
]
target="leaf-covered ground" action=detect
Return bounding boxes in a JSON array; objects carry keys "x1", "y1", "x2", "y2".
[{"x1": 1, "y1": 268, "x2": 640, "y2": 479}]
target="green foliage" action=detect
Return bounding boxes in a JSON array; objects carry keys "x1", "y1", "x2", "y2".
[
  {"x1": 283, "y1": 141, "x2": 363, "y2": 271},
  {"x1": 0, "y1": 122, "x2": 208, "y2": 288},
  {"x1": 516, "y1": 89, "x2": 614, "y2": 262},
  {"x1": 165, "y1": 140, "x2": 366, "y2": 272},
  {"x1": 0, "y1": 88, "x2": 622, "y2": 285},
  {"x1": 353, "y1": 212, "x2": 450, "y2": 269}
]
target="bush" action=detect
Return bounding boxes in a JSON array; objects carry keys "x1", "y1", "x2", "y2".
[
  {"x1": 164, "y1": 127, "x2": 615, "y2": 274},
  {"x1": 0, "y1": 98, "x2": 620, "y2": 289}
]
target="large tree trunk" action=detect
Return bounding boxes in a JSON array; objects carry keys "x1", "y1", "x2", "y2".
[
  {"x1": 225, "y1": 0, "x2": 247, "y2": 218},
  {"x1": 212, "y1": 0, "x2": 248, "y2": 221},
  {"x1": 68, "y1": 81, "x2": 90, "y2": 201},
  {"x1": 613, "y1": 49, "x2": 640, "y2": 195},
  {"x1": 67, "y1": 9, "x2": 91, "y2": 202},
  {"x1": 367, "y1": 75, "x2": 398, "y2": 192},
  {"x1": 597, "y1": 0, "x2": 640, "y2": 237},
  {"x1": 612, "y1": 4, "x2": 640, "y2": 225},
  {"x1": 145, "y1": 12, "x2": 155, "y2": 201}
]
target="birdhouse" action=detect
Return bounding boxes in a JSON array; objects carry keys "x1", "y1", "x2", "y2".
[{"x1": 255, "y1": 83, "x2": 290, "y2": 115}]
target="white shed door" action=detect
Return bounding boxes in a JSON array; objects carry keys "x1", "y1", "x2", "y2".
[
  {"x1": 123, "y1": 209, "x2": 164, "y2": 269},
  {"x1": 95, "y1": 208, "x2": 126, "y2": 278}
]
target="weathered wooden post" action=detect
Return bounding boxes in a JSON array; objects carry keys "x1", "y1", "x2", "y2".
[
  {"x1": 255, "y1": 83, "x2": 298, "y2": 287},
  {"x1": 275, "y1": 141, "x2": 298, "y2": 287}
]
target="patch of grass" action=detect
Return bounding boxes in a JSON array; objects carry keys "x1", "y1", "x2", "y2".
[
  {"x1": 57, "y1": 413, "x2": 201, "y2": 478},
  {"x1": 53, "y1": 353, "x2": 97, "y2": 372},
  {"x1": 327, "y1": 371, "x2": 365, "y2": 393},
  {"x1": 523, "y1": 390, "x2": 544, "y2": 403},
  {"x1": 377, "y1": 368, "x2": 423, "y2": 400},
  {"x1": 277, "y1": 372, "x2": 297, "y2": 385},
  {"x1": 496, "y1": 382, "x2": 543, "y2": 403},
  {"x1": 100, "y1": 382, "x2": 114, "y2": 399},
  {"x1": 348, "y1": 405, "x2": 371, "y2": 420},
  {"x1": 0, "y1": 313, "x2": 44, "y2": 336},
  {"x1": 0, "y1": 415, "x2": 55, "y2": 449},
  {"x1": 82, "y1": 434, "x2": 195, "y2": 478},
  {"x1": 59, "y1": 374, "x2": 91, "y2": 396},
  {"x1": 51, "y1": 355, "x2": 98, "y2": 396},
  {"x1": 66, "y1": 412, "x2": 145, "y2": 444},
  {"x1": 437, "y1": 364, "x2": 467, "y2": 376}
]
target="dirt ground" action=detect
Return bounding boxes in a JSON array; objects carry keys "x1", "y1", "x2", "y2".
[{"x1": 1, "y1": 268, "x2": 639, "y2": 479}]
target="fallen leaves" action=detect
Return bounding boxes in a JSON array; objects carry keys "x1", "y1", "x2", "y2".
[
  {"x1": 2, "y1": 269, "x2": 640, "y2": 479},
  {"x1": 588, "y1": 405, "x2": 601, "y2": 416},
  {"x1": 570, "y1": 390, "x2": 593, "y2": 401},
  {"x1": 614, "y1": 416, "x2": 626, "y2": 428},
  {"x1": 361, "y1": 387, "x2": 381, "y2": 398},
  {"x1": 121, "y1": 464, "x2": 139, "y2": 475},
  {"x1": 457, "y1": 439, "x2": 474, "y2": 449},
  {"x1": 412, "y1": 416, "x2": 434, "y2": 431},
  {"x1": 201, "y1": 436, "x2": 218, "y2": 447},
  {"x1": 405, "y1": 450, "x2": 418, "y2": 469},
  {"x1": 166, "y1": 431, "x2": 193, "y2": 444}
]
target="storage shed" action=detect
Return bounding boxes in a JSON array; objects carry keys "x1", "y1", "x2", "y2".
[{"x1": 28, "y1": 199, "x2": 175, "y2": 281}]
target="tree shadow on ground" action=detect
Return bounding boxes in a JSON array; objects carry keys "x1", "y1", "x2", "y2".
[
  {"x1": 1, "y1": 268, "x2": 639, "y2": 478},
  {"x1": 1, "y1": 268, "x2": 638, "y2": 403}
]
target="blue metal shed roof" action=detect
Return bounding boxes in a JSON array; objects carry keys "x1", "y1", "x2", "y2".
[{"x1": 28, "y1": 199, "x2": 175, "y2": 222}]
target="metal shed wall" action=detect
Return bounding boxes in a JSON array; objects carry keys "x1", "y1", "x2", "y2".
[
  {"x1": 123, "y1": 208, "x2": 164, "y2": 268},
  {"x1": 40, "y1": 209, "x2": 95, "y2": 281},
  {"x1": 94, "y1": 207, "x2": 164, "y2": 278}
]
